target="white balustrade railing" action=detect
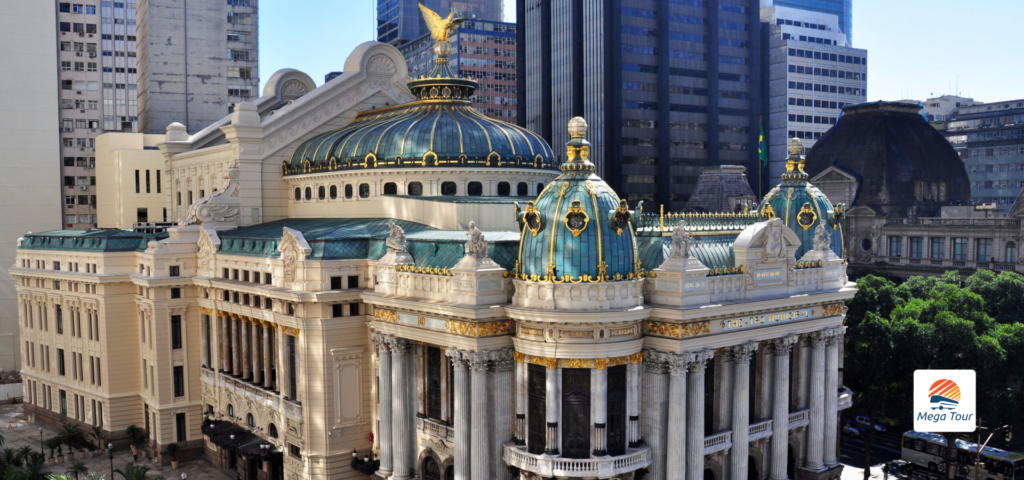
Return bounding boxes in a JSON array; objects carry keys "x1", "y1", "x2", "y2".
[
  {"x1": 837, "y1": 388, "x2": 854, "y2": 411},
  {"x1": 788, "y1": 409, "x2": 810, "y2": 429},
  {"x1": 704, "y1": 431, "x2": 733, "y2": 455},
  {"x1": 749, "y1": 420, "x2": 773, "y2": 441},
  {"x1": 504, "y1": 443, "x2": 651, "y2": 477},
  {"x1": 417, "y1": 417, "x2": 455, "y2": 442}
]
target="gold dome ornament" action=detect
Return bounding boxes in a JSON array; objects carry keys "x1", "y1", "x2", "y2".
[
  {"x1": 568, "y1": 116, "x2": 588, "y2": 139},
  {"x1": 418, "y1": 3, "x2": 467, "y2": 41},
  {"x1": 787, "y1": 136, "x2": 805, "y2": 157}
]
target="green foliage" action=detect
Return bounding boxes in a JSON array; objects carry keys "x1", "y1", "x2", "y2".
[
  {"x1": 65, "y1": 461, "x2": 88, "y2": 480},
  {"x1": 113, "y1": 463, "x2": 150, "y2": 480},
  {"x1": 965, "y1": 269, "x2": 1024, "y2": 324},
  {"x1": 43, "y1": 438, "x2": 63, "y2": 459},
  {"x1": 123, "y1": 427, "x2": 147, "y2": 451},
  {"x1": 0, "y1": 449, "x2": 20, "y2": 469},
  {"x1": 162, "y1": 444, "x2": 178, "y2": 462},
  {"x1": 89, "y1": 428, "x2": 107, "y2": 452}
]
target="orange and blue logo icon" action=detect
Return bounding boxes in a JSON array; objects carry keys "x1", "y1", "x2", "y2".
[{"x1": 928, "y1": 379, "x2": 961, "y2": 411}]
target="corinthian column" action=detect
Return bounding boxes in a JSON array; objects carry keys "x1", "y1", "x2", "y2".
[
  {"x1": 643, "y1": 350, "x2": 669, "y2": 480},
  {"x1": 666, "y1": 352, "x2": 693, "y2": 480},
  {"x1": 491, "y1": 349, "x2": 515, "y2": 480},
  {"x1": 446, "y1": 349, "x2": 470, "y2": 480},
  {"x1": 514, "y1": 355, "x2": 527, "y2": 445},
  {"x1": 262, "y1": 324, "x2": 273, "y2": 389},
  {"x1": 391, "y1": 338, "x2": 413, "y2": 480},
  {"x1": 686, "y1": 349, "x2": 714, "y2": 480},
  {"x1": 592, "y1": 365, "x2": 608, "y2": 456},
  {"x1": 220, "y1": 315, "x2": 229, "y2": 372},
  {"x1": 731, "y1": 342, "x2": 759, "y2": 480},
  {"x1": 372, "y1": 332, "x2": 393, "y2": 478},
  {"x1": 241, "y1": 320, "x2": 251, "y2": 380},
  {"x1": 251, "y1": 320, "x2": 261, "y2": 384},
  {"x1": 770, "y1": 335, "x2": 799, "y2": 480},
  {"x1": 824, "y1": 327, "x2": 845, "y2": 466},
  {"x1": 231, "y1": 317, "x2": 241, "y2": 376},
  {"x1": 545, "y1": 363, "x2": 560, "y2": 455},
  {"x1": 468, "y1": 351, "x2": 491, "y2": 480},
  {"x1": 806, "y1": 330, "x2": 829, "y2": 471},
  {"x1": 627, "y1": 359, "x2": 643, "y2": 447}
]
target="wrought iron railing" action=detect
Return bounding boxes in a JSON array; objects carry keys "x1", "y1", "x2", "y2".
[{"x1": 635, "y1": 206, "x2": 766, "y2": 235}]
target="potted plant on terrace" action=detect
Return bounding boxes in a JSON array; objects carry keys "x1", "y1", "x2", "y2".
[
  {"x1": 164, "y1": 443, "x2": 180, "y2": 469},
  {"x1": 45, "y1": 436, "x2": 63, "y2": 465}
]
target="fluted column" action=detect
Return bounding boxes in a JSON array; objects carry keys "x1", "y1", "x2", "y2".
[
  {"x1": 806, "y1": 331, "x2": 829, "y2": 471},
  {"x1": 491, "y1": 350, "x2": 515, "y2": 480},
  {"x1": 390, "y1": 338, "x2": 413, "y2": 480},
  {"x1": 686, "y1": 350, "x2": 714, "y2": 480},
  {"x1": 545, "y1": 364, "x2": 560, "y2": 455},
  {"x1": 262, "y1": 324, "x2": 273, "y2": 389},
  {"x1": 666, "y1": 353, "x2": 692, "y2": 480},
  {"x1": 251, "y1": 320, "x2": 261, "y2": 384},
  {"x1": 220, "y1": 316, "x2": 229, "y2": 372},
  {"x1": 446, "y1": 349, "x2": 470, "y2": 480},
  {"x1": 467, "y1": 351, "x2": 491, "y2": 480},
  {"x1": 241, "y1": 320, "x2": 252, "y2": 379},
  {"x1": 373, "y1": 333, "x2": 394, "y2": 477},
  {"x1": 278, "y1": 328, "x2": 291, "y2": 397},
  {"x1": 627, "y1": 360, "x2": 642, "y2": 447},
  {"x1": 731, "y1": 342, "x2": 759, "y2": 480},
  {"x1": 824, "y1": 327, "x2": 844, "y2": 467},
  {"x1": 202, "y1": 314, "x2": 210, "y2": 368},
  {"x1": 770, "y1": 335, "x2": 799, "y2": 480},
  {"x1": 231, "y1": 318, "x2": 241, "y2": 376},
  {"x1": 644, "y1": 350, "x2": 669, "y2": 480},
  {"x1": 592, "y1": 366, "x2": 608, "y2": 456},
  {"x1": 514, "y1": 356, "x2": 527, "y2": 445}
]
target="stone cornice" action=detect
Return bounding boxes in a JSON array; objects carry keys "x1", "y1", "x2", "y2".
[
  {"x1": 360, "y1": 291, "x2": 508, "y2": 321},
  {"x1": 647, "y1": 284, "x2": 856, "y2": 322}
]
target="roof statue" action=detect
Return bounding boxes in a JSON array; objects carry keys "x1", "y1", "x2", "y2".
[
  {"x1": 418, "y1": 3, "x2": 467, "y2": 41},
  {"x1": 386, "y1": 221, "x2": 407, "y2": 253},
  {"x1": 464, "y1": 221, "x2": 488, "y2": 257},
  {"x1": 813, "y1": 222, "x2": 832, "y2": 251},
  {"x1": 668, "y1": 223, "x2": 693, "y2": 260},
  {"x1": 178, "y1": 163, "x2": 241, "y2": 230}
]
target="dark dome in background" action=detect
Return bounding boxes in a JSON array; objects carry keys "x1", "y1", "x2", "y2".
[{"x1": 804, "y1": 101, "x2": 971, "y2": 216}]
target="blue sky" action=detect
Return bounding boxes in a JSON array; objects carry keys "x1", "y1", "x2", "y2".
[{"x1": 259, "y1": 0, "x2": 1024, "y2": 104}]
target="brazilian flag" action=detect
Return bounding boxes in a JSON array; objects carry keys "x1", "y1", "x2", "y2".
[{"x1": 758, "y1": 124, "x2": 768, "y2": 167}]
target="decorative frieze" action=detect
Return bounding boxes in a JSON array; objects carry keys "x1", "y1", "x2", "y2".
[
  {"x1": 511, "y1": 352, "x2": 642, "y2": 370},
  {"x1": 644, "y1": 320, "x2": 711, "y2": 339},
  {"x1": 374, "y1": 308, "x2": 398, "y2": 323},
  {"x1": 444, "y1": 319, "x2": 512, "y2": 337}
]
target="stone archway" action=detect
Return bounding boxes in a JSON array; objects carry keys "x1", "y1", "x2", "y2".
[
  {"x1": 749, "y1": 455, "x2": 760, "y2": 480},
  {"x1": 423, "y1": 457, "x2": 441, "y2": 480}
]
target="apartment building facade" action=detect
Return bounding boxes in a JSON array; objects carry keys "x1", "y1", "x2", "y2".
[{"x1": 943, "y1": 100, "x2": 1024, "y2": 210}]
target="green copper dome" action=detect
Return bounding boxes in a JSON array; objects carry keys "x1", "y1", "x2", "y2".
[
  {"x1": 757, "y1": 138, "x2": 845, "y2": 260},
  {"x1": 511, "y1": 117, "x2": 641, "y2": 282},
  {"x1": 283, "y1": 37, "x2": 554, "y2": 176}
]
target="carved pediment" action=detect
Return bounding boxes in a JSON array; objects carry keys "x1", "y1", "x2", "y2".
[{"x1": 812, "y1": 166, "x2": 858, "y2": 183}]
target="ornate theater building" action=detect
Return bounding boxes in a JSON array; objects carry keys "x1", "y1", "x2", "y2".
[{"x1": 13, "y1": 9, "x2": 855, "y2": 480}]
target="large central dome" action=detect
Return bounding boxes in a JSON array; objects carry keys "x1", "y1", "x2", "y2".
[{"x1": 284, "y1": 34, "x2": 554, "y2": 175}]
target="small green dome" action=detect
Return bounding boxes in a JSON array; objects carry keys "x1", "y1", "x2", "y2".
[
  {"x1": 758, "y1": 138, "x2": 845, "y2": 259},
  {"x1": 283, "y1": 37, "x2": 554, "y2": 176},
  {"x1": 512, "y1": 118, "x2": 640, "y2": 282}
]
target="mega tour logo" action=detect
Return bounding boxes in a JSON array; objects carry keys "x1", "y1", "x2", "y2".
[{"x1": 914, "y1": 370, "x2": 975, "y2": 432}]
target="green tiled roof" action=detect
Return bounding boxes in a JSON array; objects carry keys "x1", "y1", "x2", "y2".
[
  {"x1": 636, "y1": 235, "x2": 737, "y2": 272},
  {"x1": 758, "y1": 154, "x2": 843, "y2": 259},
  {"x1": 19, "y1": 229, "x2": 167, "y2": 252}
]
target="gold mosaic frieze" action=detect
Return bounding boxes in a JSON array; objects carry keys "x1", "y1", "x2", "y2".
[
  {"x1": 645, "y1": 320, "x2": 711, "y2": 339},
  {"x1": 444, "y1": 319, "x2": 512, "y2": 337},
  {"x1": 821, "y1": 303, "x2": 844, "y2": 317},
  {"x1": 513, "y1": 352, "x2": 644, "y2": 370},
  {"x1": 374, "y1": 308, "x2": 398, "y2": 323}
]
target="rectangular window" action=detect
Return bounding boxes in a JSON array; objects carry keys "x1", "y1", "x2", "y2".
[
  {"x1": 171, "y1": 315, "x2": 182, "y2": 349},
  {"x1": 135, "y1": 170, "x2": 140, "y2": 193},
  {"x1": 888, "y1": 237, "x2": 903, "y2": 257},
  {"x1": 265, "y1": 273, "x2": 273, "y2": 285},
  {"x1": 976, "y1": 238, "x2": 993, "y2": 261},
  {"x1": 332, "y1": 304, "x2": 344, "y2": 318},
  {"x1": 156, "y1": 170, "x2": 161, "y2": 193},
  {"x1": 289, "y1": 444, "x2": 300, "y2": 458},
  {"x1": 953, "y1": 238, "x2": 969, "y2": 260},
  {"x1": 58, "y1": 349, "x2": 66, "y2": 376},
  {"x1": 145, "y1": 170, "x2": 151, "y2": 193},
  {"x1": 233, "y1": 269, "x2": 239, "y2": 280},
  {"x1": 169, "y1": 266, "x2": 180, "y2": 277},
  {"x1": 136, "y1": 208, "x2": 148, "y2": 223},
  {"x1": 59, "y1": 390, "x2": 67, "y2": 415},
  {"x1": 253, "y1": 272, "x2": 261, "y2": 283},
  {"x1": 223, "y1": 268, "x2": 230, "y2": 279},
  {"x1": 173, "y1": 366, "x2": 184, "y2": 397},
  {"x1": 56, "y1": 305, "x2": 64, "y2": 334},
  {"x1": 348, "y1": 275, "x2": 359, "y2": 289},
  {"x1": 171, "y1": 287, "x2": 181, "y2": 299},
  {"x1": 176, "y1": 412, "x2": 186, "y2": 442},
  {"x1": 288, "y1": 335, "x2": 297, "y2": 400},
  {"x1": 243, "y1": 270, "x2": 250, "y2": 282},
  {"x1": 330, "y1": 276, "x2": 342, "y2": 290},
  {"x1": 930, "y1": 238, "x2": 946, "y2": 259},
  {"x1": 909, "y1": 237, "x2": 923, "y2": 259}
]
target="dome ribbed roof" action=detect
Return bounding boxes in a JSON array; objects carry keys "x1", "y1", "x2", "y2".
[
  {"x1": 284, "y1": 36, "x2": 554, "y2": 175},
  {"x1": 512, "y1": 118, "x2": 641, "y2": 282},
  {"x1": 758, "y1": 138, "x2": 845, "y2": 259}
]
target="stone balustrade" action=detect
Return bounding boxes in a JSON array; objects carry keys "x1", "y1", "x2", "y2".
[
  {"x1": 788, "y1": 409, "x2": 810, "y2": 429},
  {"x1": 703, "y1": 431, "x2": 733, "y2": 455},
  {"x1": 749, "y1": 419, "x2": 773, "y2": 441},
  {"x1": 503, "y1": 444, "x2": 651, "y2": 478}
]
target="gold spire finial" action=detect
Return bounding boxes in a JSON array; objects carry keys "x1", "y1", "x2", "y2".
[
  {"x1": 568, "y1": 116, "x2": 588, "y2": 139},
  {"x1": 418, "y1": 3, "x2": 467, "y2": 42}
]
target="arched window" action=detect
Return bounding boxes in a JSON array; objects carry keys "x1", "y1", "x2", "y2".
[
  {"x1": 294, "y1": 188, "x2": 301, "y2": 201},
  {"x1": 441, "y1": 181, "x2": 457, "y2": 196},
  {"x1": 304, "y1": 187, "x2": 312, "y2": 201},
  {"x1": 383, "y1": 182, "x2": 398, "y2": 195},
  {"x1": 246, "y1": 413, "x2": 255, "y2": 428},
  {"x1": 497, "y1": 182, "x2": 510, "y2": 196},
  {"x1": 467, "y1": 181, "x2": 483, "y2": 196},
  {"x1": 517, "y1": 182, "x2": 528, "y2": 196},
  {"x1": 329, "y1": 185, "x2": 338, "y2": 199},
  {"x1": 317, "y1": 186, "x2": 326, "y2": 200},
  {"x1": 345, "y1": 184, "x2": 353, "y2": 199},
  {"x1": 408, "y1": 182, "x2": 423, "y2": 196},
  {"x1": 537, "y1": 183, "x2": 545, "y2": 195},
  {"x1": 227, "y1": 404, "x2": 235, "y2": 417},
  {"x1": 268, "y1": 423, "x2": 278, "y2": 438},
  {"x1": 1007, "y1": 241, "x2": 1017, "y2": 263},
  {"x1": 359, "y1": 183, "x2": 370, "y2": 198}
]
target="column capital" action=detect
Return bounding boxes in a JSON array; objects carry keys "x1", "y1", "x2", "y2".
[
  {"x1": 687, "y1": 348, "x2": 714, "y2": 373},
  {"x1": 371, "y1": 331, "x2": 393, "y2": 352},
  {"x1": 665, "y1": 351, "x2": 695, "y2": 376},
  {"x1": 770, "y1": 333, "x2": 800, "y2": 355},
  {"x1": 387, "y1": 336, "x2": 413, "y2": 356},
  {"x1": 642, "y1": 349, "x2": 668, "y2": 374},
  {"x1": 809, "y1": 329, "x2": 830, "y2": 348},
  {"x1": 730, "y1": 341, "x2": 759, "y2": 364},
  {"x1": 465, "y1": 350, "x2": 492, "y2": 373},
  {"x1": 491, "y1": 348, "x2": 515, "y2": 372},
  {"x1": 827, "y1": 325, "x2": 847, "y2": 345},
  {"x1": 445, "y1": 347, "x2": 469, "y2": 370}
]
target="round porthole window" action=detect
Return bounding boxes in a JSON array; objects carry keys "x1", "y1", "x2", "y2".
[
  {"x1": 359, "y1": 183, "x2": 370, "y2": 198},
  {"x1": 860, "y1": 238, "x2": 872, "y2": 252}
]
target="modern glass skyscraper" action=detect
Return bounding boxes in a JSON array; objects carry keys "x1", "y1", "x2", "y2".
[
  {"x1": 377, "y1": 0, "x2": 503, "y2": 46},
  {"x1": 762, "y1": 0, "x2": 852, "y2": 44},
  {"x1": 517, "y1": 0, "x2": 765, "y2": 211}
]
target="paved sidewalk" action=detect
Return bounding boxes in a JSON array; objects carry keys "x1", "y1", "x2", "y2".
[
  {"x1": 1, "y1": 403, "x2": 232, "y2": 480},
  {"x1": 843, "y1": 463, "x2": 890, "y2": 480}
]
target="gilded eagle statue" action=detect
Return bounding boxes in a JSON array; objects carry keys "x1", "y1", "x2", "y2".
[{"x1": 418, "y1": 2, "x2": 468, "y2": 41}]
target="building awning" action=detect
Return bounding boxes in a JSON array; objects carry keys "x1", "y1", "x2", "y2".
[{"x1": 201, "y1": 421, "x2": 282, "y2": 460}]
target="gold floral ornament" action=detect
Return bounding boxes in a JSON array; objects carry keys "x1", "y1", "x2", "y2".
[
  {"x1": 564, "y1": 200, "x2": 589, "y2": 237},
  {"x1": 797, "y1": 202, "x2": 817, "y2": 231},
  {"x1": 611, "y1": 199, "x2": 631, "y2": 235},
  {"x1": 761, "y1": 202, "x2": 776, "y2": 220},
  {"x1": 524, "y1": 201, "x2": 542, "y2": 236}
]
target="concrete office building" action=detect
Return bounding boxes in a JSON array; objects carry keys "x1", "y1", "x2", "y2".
[
  {"x1": 943, "y1": 100, "x2": 1024, "y2": 210},
  {"x1": 517, "y1": 0, "x2": 765, "y2": 212},
  {"x1": 399, "y1": 19, "x2": 518, "y2": 122},
  {"x1": 763, "y1": 6, "x2": 866, "y2": 185},
  {"x1": 56, "y1": 0, "x2": 259, "y2": 229},
  {"x1": 761, "y1": 0, "x2": 852, "y2": 45},
  {"x1": 0, "y1": 1, "x2": 63, "y2": 372},
  {"x1": 95, "y1": 133, "x2": 167, "y2": 229},
  {"x1": 915, "y1": 94, "x2": 979, "y2": 122},
  {"x1": 376, "y1": 0, "x2": 503, "y2": 46}
]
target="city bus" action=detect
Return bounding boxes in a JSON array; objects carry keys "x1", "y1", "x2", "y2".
[{"x1": 902, "y1": 431, "x2": 1024, "y2": 480}]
